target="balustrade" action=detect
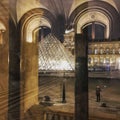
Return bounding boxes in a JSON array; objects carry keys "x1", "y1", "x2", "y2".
[{"x1": 44, "y1": 111, "x2": 74, "y2": 120}]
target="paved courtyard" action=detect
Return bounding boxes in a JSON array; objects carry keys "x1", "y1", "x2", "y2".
[{"x1": 37, "y1": 73, "x2": 120, "y2": 120}]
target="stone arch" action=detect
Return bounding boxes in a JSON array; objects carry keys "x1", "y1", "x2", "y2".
[
  {"x1": 76, "y1": 11, "x2": 109, "y2": 39},
  {"x1": 69, "y1": 1, "x2": 120, "y2": 40},
  {"x1": 17, "y1": 8, "x2": 55, "y2": 118},
  {"x1": 25, "y1": 16, "x2": 51, "y2": 43},
  {"x1": 18, "y1": 8, "x2": 55, "y2": 35}
]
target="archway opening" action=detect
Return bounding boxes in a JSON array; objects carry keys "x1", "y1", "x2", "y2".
[
  {"x1": 19, "y1": 12, "x2": 52, "y2": 116},
  {"x1": 37, "y1": 25, "x2": 75, "y2": 104}
]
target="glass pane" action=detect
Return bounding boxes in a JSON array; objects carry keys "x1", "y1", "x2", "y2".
[{"x1": 95, "y1": 24, "x2": 105, "y2": 41}]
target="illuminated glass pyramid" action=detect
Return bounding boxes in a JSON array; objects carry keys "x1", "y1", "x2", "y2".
[{"x1": 38, "y1": 34, "x2": 75, "y2": 71}]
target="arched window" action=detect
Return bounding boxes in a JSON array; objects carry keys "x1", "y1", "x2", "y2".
[
  {"x1": 106, "y1": 57, "x2": 110, "y2": 64},
  {"x1": 111, "y1": 48, "x2": 116, "y2": 54},
  {"x1": 100, "y1": 57, "x2": 104, "y2": 64},
  {"x1": 100, "y1": 47, "x2": 104, "y2": 54},
  {"x1": 105, "y1": 47, "x2": 110, "y2": 54},
  {"x1": 94, "y1": 47, "x2": 99, "y2": 54},
  {"x1": 82, "y1": 22, "x2": 106, "y2": 42}
]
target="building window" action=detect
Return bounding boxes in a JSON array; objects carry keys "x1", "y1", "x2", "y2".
[
  {"x1": 88, "y1": 48, "x2": 92, "y2": 54},
  {"x1": 106, "y1": 57, "x2": 110, "y2": 64},
  {"x1": 100, "y1": 47, "x2": 104, "y2": 54},
  {"x1": 94, "y1": 57, "x2": 98, "y2": 65},
  {"x1": 111, "y1": 48, "x2": 116, "y2": 54},
  {"x1": 82, "y1": 22, "x2": 105, "y2": 42},
  {"x1": 106, "y1": 47, "x2": 110, "y2": 54},
  {"x1": 110, "y1": 57, "x2": 115, "y2": 64},
  {"x1": 100, "y1": 57, "x2": 104, "y2": 64},
  {"x1": 94, "y1": 48, "x2": 99, "y2": 54}
]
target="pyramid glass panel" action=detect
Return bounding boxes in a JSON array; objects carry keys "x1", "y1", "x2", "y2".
[{"x1": 38, "y1": 34, "x2": 75, "y2": 71}]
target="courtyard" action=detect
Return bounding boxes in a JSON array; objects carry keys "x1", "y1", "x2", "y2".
[{"x1": 27, "y1": 71, "x2": 120, "y2": 120}]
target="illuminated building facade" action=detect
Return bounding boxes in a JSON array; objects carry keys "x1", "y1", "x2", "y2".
[
  {"x1": 64, "y1": 32, "x2": 120, "y2": 71},
  {"x1": 88, "y1": 41, "x2": 120, "y2": 71}
]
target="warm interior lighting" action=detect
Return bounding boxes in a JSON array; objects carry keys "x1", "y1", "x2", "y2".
[
  {"x1": 0, "y1": 21, "x2": 6, "y2": 45},
  {"x1": 0, "y1": 30, "x2": 5, "y2": 45}
]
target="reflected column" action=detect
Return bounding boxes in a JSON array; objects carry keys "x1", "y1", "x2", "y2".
[{"x1": 75, "y1": 34, "x2": 88, "y2": 120}]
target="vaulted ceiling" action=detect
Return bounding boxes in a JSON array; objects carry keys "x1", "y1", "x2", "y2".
[
  {"x1": 0, "y1": 0, "x2": 120, "y2": 40},
  {"x1": 6, "y1": 0, "x2": 120, "y2": 23}
]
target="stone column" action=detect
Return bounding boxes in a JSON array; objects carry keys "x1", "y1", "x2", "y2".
[
  {"x1": 75, "y1": 34, "x2": 88, "y2": 120},
  {"x1": 8, "y1": 18, "x2": 20, "y2": 120},
  {"x1": 0, "y1": 29, "x2": 8, "y2": 120},
  {"x1": 20, "y1": 40, "x2": 39, "y2": 117}
]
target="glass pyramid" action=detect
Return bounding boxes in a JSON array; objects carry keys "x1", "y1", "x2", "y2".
[{"x1": 38, "y1": 34, "x2": 75, "y2": 71}]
